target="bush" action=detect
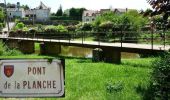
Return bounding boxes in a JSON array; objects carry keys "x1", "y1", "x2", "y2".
[
  {"x1": 56, "y1": 25, "x2": 68, "y2": 33},
  {"x1": 66, "y1": 25, "x2": 76, "y2": 31},
  {"x1": 152, "y1": 52, "x2": 170, "y2": 99},
  {"x1": 15, "y1": 22, "x2": 25, "y2": 30},
  {"x1": 45, "y1": 26, "x2": 57, "y2": 33},
  {"x1": 99, "y1": 21, "x2": 114, "y2": 31},
  {"x1": 0, "y1": 41, "x2": 22, "y2": 56}
]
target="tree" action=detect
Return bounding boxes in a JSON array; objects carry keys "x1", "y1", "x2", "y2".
[
  {"x1": 147, "y1": 0, "x2": 170, "y2": 21},
  {"x1": 56, "y1": 5, "x2": 63, "y2": 16},
  {"x1": 69, "y1": 8, "x2": 86, "y2": 20},
  {"x1": 21, "y1": 5, "x2": 30, "y2": 10}
]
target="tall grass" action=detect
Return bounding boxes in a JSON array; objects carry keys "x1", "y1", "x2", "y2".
[
  {"x1": 0, "y1": 41, "x2": 22, "y2": 56},
  {"x1": 0, "y1": 55, "x2": 154, "y2": 100}
]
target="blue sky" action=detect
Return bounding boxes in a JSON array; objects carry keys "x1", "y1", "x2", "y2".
[{"x1": 3, "y1": 0, "x2": 152, "y2": 12}]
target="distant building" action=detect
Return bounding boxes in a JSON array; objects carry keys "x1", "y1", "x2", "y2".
[
  {"x1": 82, "y1": 8, "x2": 136, "y2": 23},
  {"x1": 82, "y1": 10, "x2": 100, "y2": 23},
  {"x1": 7, "y1": 2, "x2": 25, "y2": 19},
  {"x1": 7, "y1": 2, "x2": 51, "y2": 21}
]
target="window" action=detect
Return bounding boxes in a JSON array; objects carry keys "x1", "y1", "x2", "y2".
[
  {"x1": 92, "y1": 18, "x2": 95, "y2": 21},
  {"x1": 86, "y1": 13, "x2": 89, "y2": 16},
  {"x1": 10, "y1": 13, "x2": 11, "y2": 15},
  {"x1": 86, "y1": 18, "x2": 89, "y2": 22},
  {"x1": 92, "y1": 13, "x2": 95, "y2": 16}
]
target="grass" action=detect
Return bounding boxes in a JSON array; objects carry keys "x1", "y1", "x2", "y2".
[{"x1": 0, "y1": 55, "x2": 155, "y2": 100}]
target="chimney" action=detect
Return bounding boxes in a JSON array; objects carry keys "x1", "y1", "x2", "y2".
[{"x1": 17, "y1": 2, "x2": 20, "y2": 10}]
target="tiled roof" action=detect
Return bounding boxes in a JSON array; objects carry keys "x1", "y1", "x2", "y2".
[{"x1": 83, "y1": 10, "x2": 100, "y2": 16}]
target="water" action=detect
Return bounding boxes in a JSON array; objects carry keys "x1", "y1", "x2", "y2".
[{"x1": 60, "y1": 46, "x2": 140, "y2": 59}]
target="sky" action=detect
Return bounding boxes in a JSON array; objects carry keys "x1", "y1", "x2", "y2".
[{"x1": 3, "y1": 0, "x2": 152, "y2": 12}]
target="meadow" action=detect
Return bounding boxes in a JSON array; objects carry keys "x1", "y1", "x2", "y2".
[{"x1": 0, "y1": 55, "x2": 155, "y2": 100}]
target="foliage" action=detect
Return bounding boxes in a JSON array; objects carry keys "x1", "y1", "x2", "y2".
[
  {"x1": 66, "y1": 25, "x2": 76, "y2": 31},
  {"x1": 0, "y1": 7, "x2": 4, "y2": 23},
  {"x1": 56, "y1": 5, "x2": 63, "y2": 16},
  {"x1": 50, "y1": 16, "x2": 79, "y2": 20},
  {"x1": 152, "y1": 52, "x2": 170, "y2": 99},
  {"x1": 23, "y1": 27, "x2": 29, "y2": 31},
  {"x1": 15, "y1": 22, "x2": 25, "y2": 29},
  {"x1": 45, "y1": 25, "x2": 68, "y2": 33},
  {"x1": 0, "y1": 41, "x2": 22, "y2": 56},
  {"x1": 147, "y1": 0, "x2": 170, "y2": 21},
  {"x1": 45, "y1": 25, "x2": 57, "y2": 33},
  {"x1": 99, "y1": 21, "x2": 114, "y2": 31},
  {"x1": 69, "y1": 8, "x2": 86, "y2": 20},
  {"x1": 55, "y1": 25, "x2": 68, "y2": 33},
  {"x1": 106, "y1": 81, "x2": 124, "y2": 93},
  {"x1": 21, "y1": 4, "x2": 30, "y2": 10},
  {"x1": 79, "y1": 23, "x2": 93, "y2": 31}
]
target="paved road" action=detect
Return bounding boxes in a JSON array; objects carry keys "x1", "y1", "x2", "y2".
[{"x1": 0, "y1": 36, "x2": 170, "y2": 52}]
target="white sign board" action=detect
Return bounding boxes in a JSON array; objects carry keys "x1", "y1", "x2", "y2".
[{"x1": 0, "y1": 59, "x2": 65, "y2": 97}]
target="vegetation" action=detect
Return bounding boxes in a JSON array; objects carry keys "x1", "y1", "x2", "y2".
[
  {"x1": 0, "y1": 7, "x2": 4, "y2": 30},
  {"x1": 147, "y1": 0, "x2": 170, "y2": 21},
  {"x1": 151, "y1": 52, "x2": 170, "y2": 99},
  {"x1": 45, "y1": 25, "x2": 68, "y2": 33},
  {"x1": 0, "y1": 53, "x2": 155, "y2": 100},
  {"x1": 0, "y1": 41, "x2": 22, "y2": 56},
  {"x1": 56, "y1": 5, "x2": 63, "y2": 16}
]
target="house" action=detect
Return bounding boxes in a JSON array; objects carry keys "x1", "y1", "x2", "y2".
[
  {"x1": 82, "y1": 10, "x2": 100, "y2": 23},
  {"x1": 7, "y1": 2, "x2": 25, "y2": 19},
  {"x1": 6, "y1": 2, "x2": 50, "y2": 21},
  {"x1": 82, "y1": 8, "x2": 136, "y2": 23},
  {"x1": 26, "y1": 2, "x2": 51, "y2": 21}
]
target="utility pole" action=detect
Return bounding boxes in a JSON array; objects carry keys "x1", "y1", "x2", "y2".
[{"x1": 4, "y1": 0, "x2": 10, "y2": 32}]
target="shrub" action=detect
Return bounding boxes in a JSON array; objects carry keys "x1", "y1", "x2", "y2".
[
  {"x1": 66, "y1": 25, "x2": 76, "y2": 31},
  {"x1": 0, "y1": 41, "x2": 22, "y2": 56},
  {"x1": 45, "y1": 26, "x2": 57, "y2": 33},
  {"x1": 29, "y1": 28, "x2": 37, "y2": 34},
  {"x1": 56, "y1": 25, "x2": 68, "y2": 33},
  {"x1": 23, "y1": 27, "x2": 29, "y2": 31},
  {"x1": 152, "y1": 52, "x2": 170, "y2": 99},
  {"x1": 99, "y1": 21, "x2": 114, "y2": 31},
  {"x1": 15, "y1": 22, "x2": 25, "y2": 29}
]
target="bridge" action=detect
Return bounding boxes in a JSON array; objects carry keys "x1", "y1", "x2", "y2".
[{"x1": 0, "y1": 33, "x2": 169, "y2": 64}]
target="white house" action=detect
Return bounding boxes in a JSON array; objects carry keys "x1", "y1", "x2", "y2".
[
  {"x1": 7, "y1": 8, "x2": 25, "y2": 19},
  {"x1": 7, "y1": 2, "x2": 50, "y2": 21},
  {"x1": 82, "y1": 10, "x2": 100, "y2": 23},
  {"x1": 82, "y1": 8, "x2": 136, "y2": 23},
  {"x1": 27, "y1": 2, "x2": 51, "y2": 21},
  {"x1": 7, "y1": 2, "x2": 25, "y2": 19}
]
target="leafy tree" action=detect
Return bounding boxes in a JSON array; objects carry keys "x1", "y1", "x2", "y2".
[
  {"x1": 56, "y1": 5, "x2": 63, "y2": 16},
  {"x1": 147, "y1": 0, "x2": 170, "y2": 21},
  {"x1": 69, "y1": 8, "x2": 86, "y2": 20},
  {"x1": 143, "y1": 8, "x2": 153, "y2": 16},
  {"x1": 21, "y1": 5, "x2": 30, "y2": 10}
]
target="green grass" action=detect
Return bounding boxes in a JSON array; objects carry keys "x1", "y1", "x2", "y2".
[{"x1": 0, "y1": 55, "x2": 155, "y2": 100}]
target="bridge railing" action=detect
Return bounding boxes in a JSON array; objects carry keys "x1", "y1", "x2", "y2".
[{"x1": 6, "y1": 24, "x2": 170, "y2": 50}]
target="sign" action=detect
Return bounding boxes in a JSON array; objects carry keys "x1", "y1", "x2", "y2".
[{"x1": 0, "y1": 59, "x2": 65, "y2": 97}]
